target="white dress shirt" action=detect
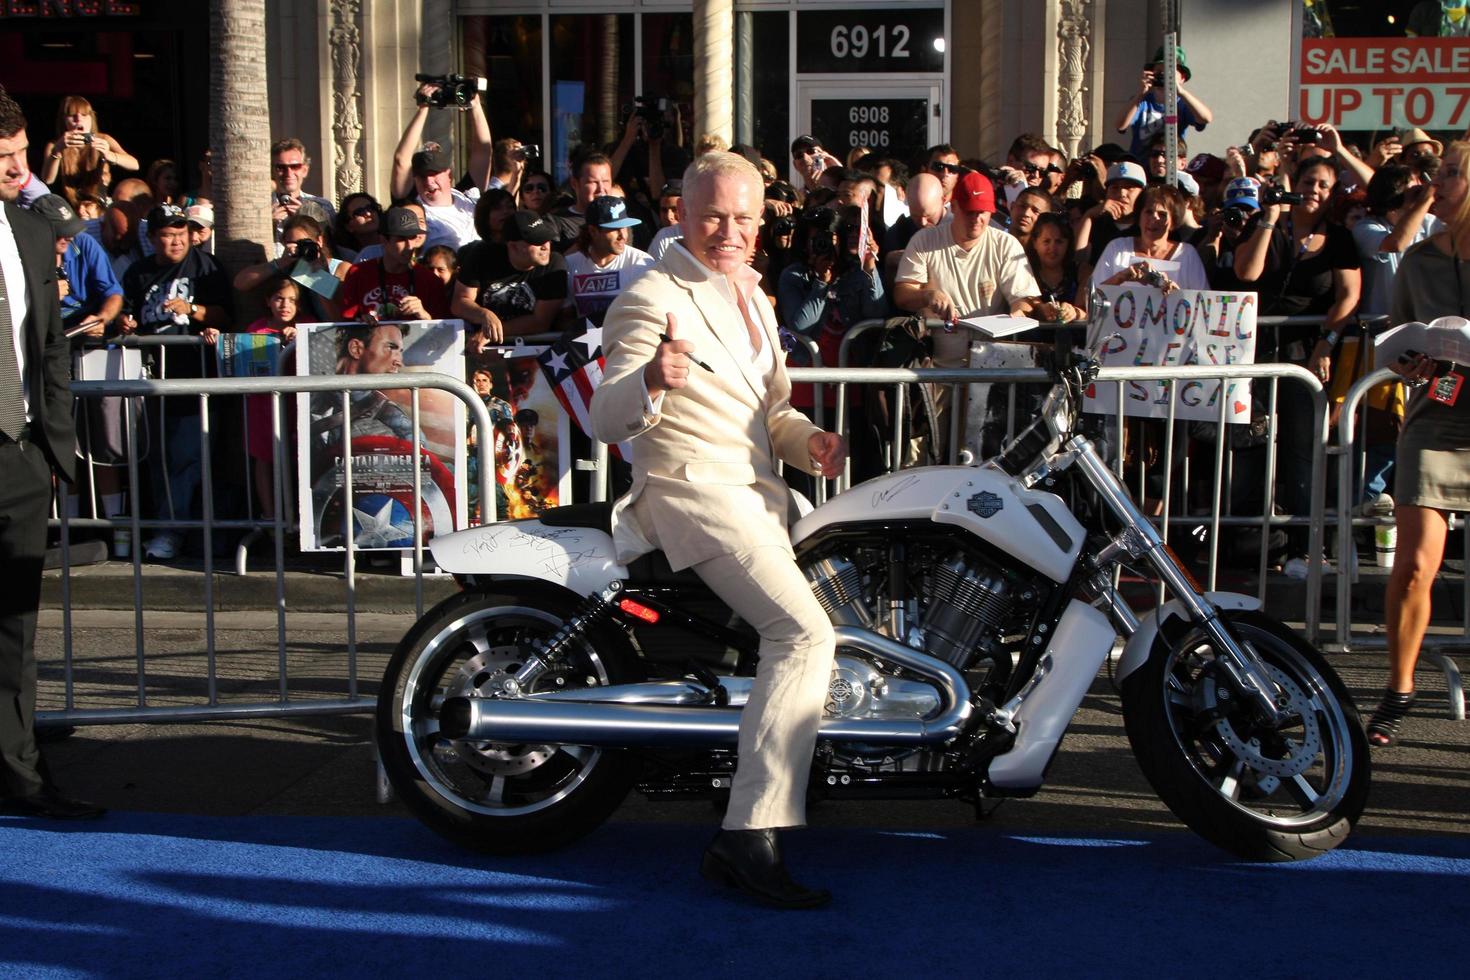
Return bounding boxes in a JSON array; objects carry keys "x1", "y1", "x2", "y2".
[{"x1": 0, "y1": 205, "x2": 32, "y2": 418}]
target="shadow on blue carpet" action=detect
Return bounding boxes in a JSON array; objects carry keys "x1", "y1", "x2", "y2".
[{"x1": 1, "y1": 812, "x2": 1464, "y2": 978}]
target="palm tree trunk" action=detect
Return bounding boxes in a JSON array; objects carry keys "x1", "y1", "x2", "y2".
[{"x1": 210, "y1": 0, "x2": 273, "y2": 321}]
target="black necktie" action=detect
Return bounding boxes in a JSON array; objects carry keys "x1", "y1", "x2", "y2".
[{"x1": 0, "y1": 248, "x2": 26, "y2": 440}]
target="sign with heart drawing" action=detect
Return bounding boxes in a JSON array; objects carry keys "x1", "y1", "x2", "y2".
[{"x1": 1083, "y1": 286, "x2": 1258, "y2": 424}]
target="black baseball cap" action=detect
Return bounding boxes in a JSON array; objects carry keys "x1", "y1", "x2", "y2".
[
  {"x1": 31, "y1": 194, "x2": 86, "y2": 237},
  {"x1": 381, "y1": 206, "x2": 424, "y2": 238},
  {"x1": 585, "y1": 195, "x2": 641, "y2": 229},
  {"x1": 411, "y1": 147, "x2": 451, "y2": 176},
  {"x1": 503, "y1": 209, "x2": 556, "y2": 245},
  {"x1": 146, "y1": 203, "x2": 189, "y2": 229},
  {"x1": 658, "y1": 179, "x2": 683, "y2": 198},
  {"x1": 791, "y1": 134, "x2": 822, "y2": 156}
]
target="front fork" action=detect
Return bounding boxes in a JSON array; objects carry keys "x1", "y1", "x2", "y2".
[{"x1": 1067, "y1": 435, "x2": 1289, "y2": 726}]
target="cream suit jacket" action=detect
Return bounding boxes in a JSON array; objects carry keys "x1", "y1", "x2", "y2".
[{"x1": 590, "y1": 243, "x2": 823, "y2": 570}]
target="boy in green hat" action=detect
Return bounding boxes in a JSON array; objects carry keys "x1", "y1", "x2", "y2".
[{"x1": 1116, "y1": 44, "x2": 1213, "y2": 159}]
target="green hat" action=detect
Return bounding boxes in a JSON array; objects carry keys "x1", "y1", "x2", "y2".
[{"x1": 1150, "y1": 44, "x2": 1191, "y2": 82}]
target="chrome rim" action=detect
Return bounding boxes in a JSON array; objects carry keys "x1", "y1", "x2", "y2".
[
  {"x1": 399, "y1": 604, "x2": 611, "y2": 817},
  {"x1": 1160, "y1": 623, "x2": 1355, "y2": 829}
]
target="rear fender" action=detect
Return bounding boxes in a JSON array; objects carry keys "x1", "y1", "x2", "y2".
[
  {"x1": 428, "y1": 522, "x2": 628, "y2": 595},
  {"x1": 1115, "y1": 592, "x2": 1263, "y2": 684}
]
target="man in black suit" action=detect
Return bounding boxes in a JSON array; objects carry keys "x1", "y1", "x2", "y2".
[{"x1": 0, "y1": 87, "x2": 103, "y2": 820}]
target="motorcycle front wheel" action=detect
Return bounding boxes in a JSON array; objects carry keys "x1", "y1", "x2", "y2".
[
  {"x1": 1121, "y1": 611, "x2": 1369, "y2": 861},
  {"x1": 376, "y1": 587, "x2": 640, "y2": 854}
]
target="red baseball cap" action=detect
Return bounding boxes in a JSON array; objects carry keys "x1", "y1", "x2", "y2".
[{"x1": 951, "y1": 171, "x2": 995, "y2": 213}]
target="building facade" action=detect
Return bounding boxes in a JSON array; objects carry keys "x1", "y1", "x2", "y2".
[{"x1": 3, "y1": 1, "x2": 1454, "y2": 209}]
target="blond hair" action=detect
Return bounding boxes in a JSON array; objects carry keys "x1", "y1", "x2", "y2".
[
  {"x1": 682, "y1": 151, "x2": 763, "y2": 201},
  {"x1": 1440, "y1": 141, "x2": 1470, "y2": 258}
]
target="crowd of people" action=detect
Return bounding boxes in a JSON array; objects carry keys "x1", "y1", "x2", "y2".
[{"x1": 2, "y1": 47, "x2": 1464, "y2": 592}]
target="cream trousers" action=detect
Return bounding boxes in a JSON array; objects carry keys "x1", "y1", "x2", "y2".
[{"x1": 688, "y1": 545, "x2": 836, "y2": 830}]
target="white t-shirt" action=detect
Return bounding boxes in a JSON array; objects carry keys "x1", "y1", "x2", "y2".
[
  {"x1": 1088, "y1": 237, "x2": 1210, "y2": 292},
  {"x1": 563, "y1": 246, "x2": 655, "y2": 324},
  {"x1": 418, "y1": 188, "x2": 479, "y2": 251},
  {"x1": 647, "y1": 224, "x2": 682, "y2": 262},
  {"x1": 895, "y1": 223, "x2": 1041, "y2": 365}
]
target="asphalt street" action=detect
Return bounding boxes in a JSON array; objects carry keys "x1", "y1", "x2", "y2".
[{"x1": 31, "y1": 607, "x2": 1470, "y2": 845}]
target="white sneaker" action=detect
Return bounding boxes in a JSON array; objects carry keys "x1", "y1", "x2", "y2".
[{"x1": 144, "y1": 533, "x2": 179, "y2": 561}]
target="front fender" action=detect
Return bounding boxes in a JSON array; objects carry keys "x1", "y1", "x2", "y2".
[
  {"x1": 428, "y1": 522, "x2": 628, "y2": 594},
  {"x1": 1115, "y1": 592, "x2": 1263, "y2": 683}
]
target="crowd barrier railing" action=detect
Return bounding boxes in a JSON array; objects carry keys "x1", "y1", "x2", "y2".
[
  {"x1": 44, "y1": 370, "x2": 492, "y2": 726},
  {"x1": 45, "y1": 315, "x2": 1390, "y2": 724}
]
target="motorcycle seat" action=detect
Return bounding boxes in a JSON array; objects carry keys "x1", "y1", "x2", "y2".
[
  {"x1": 536, "y1": 501, "x2": 707, "y2": 588},
  {"x1": 535, "y1": 501, "x2": 614, "y2": 535}
]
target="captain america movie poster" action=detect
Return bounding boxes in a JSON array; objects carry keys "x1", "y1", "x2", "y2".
[{"x1": 295, "y1": 319, "x2": 468, "y2": 551}]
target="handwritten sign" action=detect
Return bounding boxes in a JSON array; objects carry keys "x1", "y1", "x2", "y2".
[{"x1": 1084, "y1": 286, "x2": 1257, "y2": 424}]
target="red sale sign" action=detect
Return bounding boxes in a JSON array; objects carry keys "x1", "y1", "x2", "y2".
[{"x1": 1300, "y1": 38, "x2": 1470, "y2": 130}]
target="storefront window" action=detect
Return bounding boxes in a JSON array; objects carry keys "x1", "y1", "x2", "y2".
[
  {"x1": 741, "y1": 11, "x2": 790, "y2": 178},
  {"x1": 549, "y1": 13, "x2": 635, "y2": 185},
  {"x1": 461, "y1": 15, "x2": 543, "y2": 169}
]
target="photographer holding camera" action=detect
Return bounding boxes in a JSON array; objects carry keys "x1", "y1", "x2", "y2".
[
  {"x1": 388, "y1": 76, "x2": 495, "y2": 250},
  {"x1": 1116, "y1": 45, "x2": 1213, "y2": 159},
  {"x1": 487, "y1": 138, "x2": 537, "y2": 200},
  {"x1": 1235, "y1": 154, "x2": 1362, "y2": 578},
  {"x1": 270, "y1": 138, "x2": 336, "y2": 240},
  {"x1": 777, "y1": 205, "x2": 886, "y2": 370}
]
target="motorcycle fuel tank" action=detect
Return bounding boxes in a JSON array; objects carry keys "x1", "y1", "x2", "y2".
[
  {"x1": 791, "y1": 467, "x2": 1084, "y2": 583},
  {"x1": 427, "y1": 521, "x2": 628, "y2": 594}
]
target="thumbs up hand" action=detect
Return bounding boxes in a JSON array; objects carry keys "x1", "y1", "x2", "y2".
[{"x1": 645, "y1": 312, "x2": 697, "y2": 397}]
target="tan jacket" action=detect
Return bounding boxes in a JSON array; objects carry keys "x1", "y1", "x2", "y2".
[{"x1": 591, "y1": 244, "x2": 823, "y2": 569}]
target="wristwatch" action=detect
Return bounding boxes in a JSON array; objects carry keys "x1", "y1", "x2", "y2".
[{"x1": 188, "y1": 303, "x2": 198, "y2": 318}]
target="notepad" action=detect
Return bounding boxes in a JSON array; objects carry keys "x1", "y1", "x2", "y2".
[{"x1": 957, "y1": 314, "x2": 1040, "y2": 339}]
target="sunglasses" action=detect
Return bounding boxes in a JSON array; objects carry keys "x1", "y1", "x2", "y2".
[
  {"x1": 273, "y1": 161, "x2": 305, "y2": 172},
  {"x1": 930, "y1": 161, "x2": 962, "y2": 175},
  {"x1": 1024, "y1": 163, "x2": 1064, "y2": 174},
  {"x1": 523, "y1": 183, "x2": 551, "y2": 193},
  {"x1": 349, "y1": 204, "x2": 379, "y2": 219}
]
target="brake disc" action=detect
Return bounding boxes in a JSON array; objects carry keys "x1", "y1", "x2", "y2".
[
  {"x1": 440, "y1": 647, "x2": 555, "y2": 777},
  {"x1": 1206, "y1": 663, "x2": 1321, "y2": 779}
]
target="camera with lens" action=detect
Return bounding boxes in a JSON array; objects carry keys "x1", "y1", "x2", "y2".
[
  {"x1": 79, "y1": 133, "x2": 93, "y2": 146},
  {"x1": 513, "y1": 144, "x2": 540, "y2": 161},
  {"x1": 1221, "y1": 207, "x2": 1251, "y2": 231},
  {"x1": 625, "y1": 95, "x2": 672, "y2": 140},
  {"x1": 1293, "y1": 126, "x2": 1321, "y2": 144},
  {"x1": 291, "y1": 239, "x2": 320, "y2": 263},
  {"x1": 414, "y1": 73, "x2": 488, "y2": 109},
  {"x1": 1259, "y1": 184, "x2": 1304, "y2": 207},
  {"x1": 1138, "y1": 268, "x2": 1170, "y2": 289}
]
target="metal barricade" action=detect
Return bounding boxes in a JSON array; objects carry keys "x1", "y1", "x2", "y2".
[{"x1": 44, "y1": 371, "x2": 492, "y2": 726}]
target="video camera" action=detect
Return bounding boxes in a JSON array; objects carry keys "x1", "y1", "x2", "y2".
[
  {"x1": 414, "y1": 73, "x2": 488, "y2": 109},
  {"x1": 1259, "y1": 183, "x2": 1304, "y2": 207},
  {"x1": 625, "y1": 95, "x2": 673, "y2": 140}
]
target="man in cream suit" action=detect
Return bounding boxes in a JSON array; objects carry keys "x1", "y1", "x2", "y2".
[{"x1": 592, "y1": 152, "x2": 844, "y2": 909}]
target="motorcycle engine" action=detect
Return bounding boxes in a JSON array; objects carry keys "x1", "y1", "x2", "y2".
[
  {"x1": 920, "y1": 554, "x2": 1016, "y2": 670},
  {"x1": 805, "y1": 547, "x2": 1026, "y2": 675}
]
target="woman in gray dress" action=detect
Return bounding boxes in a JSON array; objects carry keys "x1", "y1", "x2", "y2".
[{"x1": 1369, "y1": 140, "x2": 1470, "y2": 746}]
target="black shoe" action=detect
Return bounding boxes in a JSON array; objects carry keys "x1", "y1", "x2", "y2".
[
  {"x1": 35, "y1": 725, "x2": 77, "y2": 744},
  {"x1": 700, "y1": 828, "x2": 830, "y2": 909},
  {"x1": 1, "y1": 786, "x2": 106, "y2": 820}
]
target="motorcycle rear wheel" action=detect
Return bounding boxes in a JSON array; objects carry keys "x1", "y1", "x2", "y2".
[
  {"x1": 1121, "y1": 611, "x2": 1369, "y2": 861},
  {"x1": 376, "y1": 587, "x2": 639, "y2": 854}
]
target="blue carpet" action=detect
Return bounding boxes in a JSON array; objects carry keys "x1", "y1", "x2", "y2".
[{"x1": 0, "y1": 813, "x2": 1465, "y2": 978}]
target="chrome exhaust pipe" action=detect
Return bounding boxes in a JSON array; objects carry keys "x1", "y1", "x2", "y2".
[{"x1": 438, "y1": 626, "x2": 973, "y2": 747}]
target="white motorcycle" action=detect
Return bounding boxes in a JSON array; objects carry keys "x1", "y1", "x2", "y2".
[{"x1": 377, "y1": 333, "x2": 1369, "y2": 862}]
